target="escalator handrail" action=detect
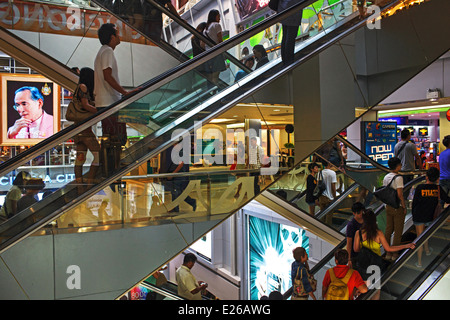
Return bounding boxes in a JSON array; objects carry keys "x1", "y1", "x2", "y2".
[
  {"x1": 0, "y1": 0, "x2": 353, "y2": 177},
  {"x1": 359, "y1": 206, "x2": 450, "y2": 300},
  {"x1": 336, "y1": 135, "x2": 427, "y2": 176}
]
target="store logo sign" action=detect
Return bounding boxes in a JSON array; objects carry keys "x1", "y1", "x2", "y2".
[{"x1": 368, "y1": 144, "x2": 394, "y2": 162}]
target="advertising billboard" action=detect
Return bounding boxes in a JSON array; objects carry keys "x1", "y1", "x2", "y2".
[
  {"x1": 361, "y1": 121, "x2": 397, "y2": 167},
  {"x1": 248, "y1": 214, "x2": 309, "y2": 300}
]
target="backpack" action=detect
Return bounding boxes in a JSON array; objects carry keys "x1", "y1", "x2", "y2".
[{"x1": 325, "y1": 268, "x2": 353, "y2": 300}]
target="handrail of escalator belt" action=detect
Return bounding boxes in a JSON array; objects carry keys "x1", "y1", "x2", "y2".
[
  {"x1": 335, "y1": 135, "x2": 427, "y2": 176},
  {"x1": 315, "y1": 182, "x2": 359, "y2": 221},
  {"x1": 0, "y1": 0, "x2": 337, "y2": 178},
  {"x1": 358, "y1": 206, "x2": 450, "y2": 300}
]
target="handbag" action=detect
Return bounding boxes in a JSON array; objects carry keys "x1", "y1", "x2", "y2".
[
  {"x1": 66, "y1": 87, "x2": 93, "y2": 123},
  {"x1": 313, "y1": 171, "x2": 326, "y2": 198},
  {"x1": 374, "y1": 175, "x2": 401, "y2": 208},
  {"x1": 292, "y1": 265, "x2": 317, "y2": 297}
]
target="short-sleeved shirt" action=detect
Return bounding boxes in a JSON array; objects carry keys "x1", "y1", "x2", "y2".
[
  {"x1": 94, "y1": 45, "x2": 121, "y2": 108},
  {"x1": 321, "y1": 169, "x2": 337, "y2": 201},
  {"x1": 383, "y1": 173, "x2": 403, "y2": 190},
  {"x1": 204, "y1": 22, "x2": 222, "y2": 48},
  {"x1": 322, "y1": 265, "x2": 365, "y2": 300},
  {"x1": 412, "y1": 184, "x2": 439, "y2": 223},
  {"x1": 439, "y1": 149, "x2": 450, "y2": 180},
  {"x1": 394, "y1": 141, "x2": 418, "y2": 171},
  {"x1": 346, "y1": 218, "x2": 362, "y2": 259},
  {"x1": 176, "y1": 265, "x2": 201, "y2": 300},
  {"x1": 305, "y1": 174, "x2": 317, "y2": 203}
]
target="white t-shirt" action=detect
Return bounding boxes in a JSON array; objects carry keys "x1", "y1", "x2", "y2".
[
  {"x1": 204, "y1": 22, "x2": 222, "y2": 49},
  {"x1": 321, "y1": 168, "x2": 337, "y2": 201},
  {"x1": 94, "y1": 45, "x2": 121, "y2": 108},
  {"x1": 383, "y1": 173, "x2": 404, "y2": 190}
]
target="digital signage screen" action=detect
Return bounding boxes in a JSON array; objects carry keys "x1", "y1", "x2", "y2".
[{"x1": 248, "y1": 215, "x2": 309, "y2": 300}]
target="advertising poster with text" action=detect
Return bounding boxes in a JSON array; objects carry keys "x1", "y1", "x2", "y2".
[{"x1": 362, "y1": 121, "x2": 397, "y2": 167}]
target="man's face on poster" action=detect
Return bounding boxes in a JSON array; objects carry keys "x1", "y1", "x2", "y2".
[{"x1": 14, "y1": 88, "x2": 44, "y2": 122}]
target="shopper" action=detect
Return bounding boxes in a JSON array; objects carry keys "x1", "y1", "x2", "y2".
[
  {"x1": 318, "y1": 160, "x2": 337, "y2": 224},
  {"x1": 191, "y1": 22, "x2": 207, "y2": 57},
  {"x1": 0, "y1": 171, "x2": 30, "y2": 221},
  {"x1": 203, "y1": 9, "x2": 226, "y2": 86},
  {"x1": 346, "y1": 202, "x2": 365, "y2": 268},
  {"x1": 439, "y1": 135, "x2": 450, "y2": 204},
  {"x1": 305, "y1": 162, "x2": 320, "y2": 215},
  {"x1": 322, "y1": 249, "x2": 367, "y2": 300},
  {"x1": 383, "y1": 157, "x2": 407, "y2": 261},
  {"x1": 234, "y1": 57, "x2": 254, "y2": 82},
  {"x1": 176, "y1": 253, "x2": 208, "y2": 300},
  {"x1": 353, "y1": 209, "x2": 415, "y2": 299},
  {"x1": 291, "y1": 247, "x2": 317, "y2": 300},
  {"x1": 277, "y1": 0, "x2": 303, "y2": 65},
  {"x1": 17, "y1": 178, "x2": 45, "y2": 213},
  {"x1": 143, "y1": 0, "x2": 182, "y2": 44},
  {"x1": 94, "y1": 23, "x2": 132, "y2": 177},
  {"x1": 253, "y1": 45, "x2": 269, "y2": 69},
  {"x1": 394, "y1": 128, "x2": 422, "y2": 185},
  {"x1": 412, "y1": 167, "x2": 439, "y2": 267},
  {"x1": 73, "y1": 67, "x2": 101, "y2": 194}
]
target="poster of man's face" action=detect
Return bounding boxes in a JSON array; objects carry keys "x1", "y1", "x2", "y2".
[{"x1": 1, "y1": 74, "x2": 59, "y2": 145}]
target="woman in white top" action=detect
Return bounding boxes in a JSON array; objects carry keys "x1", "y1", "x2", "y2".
[
  {"x1": 202, "y1": 9, "x2": 226, "y2": 86},
  {"x1": 382, "y1": 156, "x2": 407, "y2": 261}
]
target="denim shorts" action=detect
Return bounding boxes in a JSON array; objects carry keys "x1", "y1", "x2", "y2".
[{"x1": 413, "y1": 221, "x2": 433, "y2": 227}]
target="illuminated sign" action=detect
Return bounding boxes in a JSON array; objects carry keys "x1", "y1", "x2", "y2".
[
  {"x1": 362, "y1": 121, "x2": 397, "y2": 167},
  {"x1": 419, "y1": 127, "x2": 428, "y2": 136},
  {"x1": 248, "y1": 215, "x2": 309, "y2": 300}
]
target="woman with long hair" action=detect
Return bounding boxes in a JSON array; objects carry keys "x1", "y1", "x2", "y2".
[
  {"x1": 202, "y1": 9, "x2": 226, "y2": 86},
  {"x1": 73, "y1": 67, "x2": 101, "y2": 193},
  {"x1": 354, "y1": 209, "x2": 415, "y2": 299}
]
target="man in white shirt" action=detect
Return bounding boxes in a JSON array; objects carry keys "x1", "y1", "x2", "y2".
[
  {"x1": 176, "y1": 253, "x2": 208, "y2": 300},
  {"x1": 94, "y1": 23, "x2": 134, "y2": 175},
  {"x1": 318, "y1": 160, "x2": 337, "y2": 224}
]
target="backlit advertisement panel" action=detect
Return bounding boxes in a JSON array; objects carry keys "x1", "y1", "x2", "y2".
[
  {"x1": 361, "y1": 121, "x2": 397, "y2": 167},
  {"x1": 248, "y1": 215, "x2": 309, "y2": 300}
]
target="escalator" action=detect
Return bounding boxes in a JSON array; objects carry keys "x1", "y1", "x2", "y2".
[
  {"x1": 275, "y1": 175, "x2": 440, "y2": 300},
  {"x1": 0, "y1": 0, "x2": 449, "y2": 299}
]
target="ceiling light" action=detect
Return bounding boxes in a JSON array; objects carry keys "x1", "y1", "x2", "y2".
[{"x1": 273, "y1": 109, "x2": 281, "y2": 112}]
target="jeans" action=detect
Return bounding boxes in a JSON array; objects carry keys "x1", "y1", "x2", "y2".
[{"x1": 281, "y1": 25, "x2": 299, "y2": 65}]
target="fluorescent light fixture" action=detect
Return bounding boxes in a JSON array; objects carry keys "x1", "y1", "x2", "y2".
[{"x1": 378, "y1": 104, "x2": 450, "y2": 114}]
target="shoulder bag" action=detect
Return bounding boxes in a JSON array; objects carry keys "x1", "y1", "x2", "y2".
[
  {"x1": 374, "y1": 175, "x2": 401, "y2": 208},
  {"x1": 313, "y1": 171, "x2": 326, "y2": 198},
  {"x1": 66, "y1": 87, "x2": 93, "y2": 123}
]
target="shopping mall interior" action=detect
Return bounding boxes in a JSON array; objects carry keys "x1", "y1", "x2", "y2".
[{"x1": 0, "y1": 0, "x2": 448, "y2": 301}]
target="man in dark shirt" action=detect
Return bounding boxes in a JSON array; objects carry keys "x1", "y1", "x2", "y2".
[
  {"x1": 412, "y1": 167, "x2": 439, "y2": 267},
  {"x1": 346, "y1": 202, "x2": 365, "y2": 268},
  {"x1": 143, "y1": 0, "x2": 182, "y2": 43}
]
